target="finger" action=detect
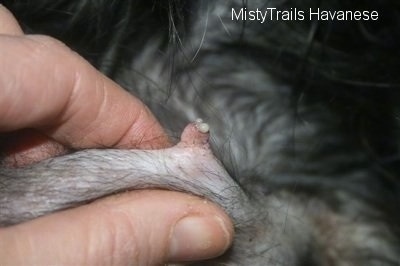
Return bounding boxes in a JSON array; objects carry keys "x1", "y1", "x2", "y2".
[
  {"x1": 0, "y1": 6, "x2": 65, "y2": 167},
  {"x1": 0, "y1": 35, "x2": 170, "y2": 150},
  {"x1": 0, "y1": 5, "x2": 23, "y2": 35},
  {"x1": 0, "y1": 190, "x2": 234, "y2": 265}
]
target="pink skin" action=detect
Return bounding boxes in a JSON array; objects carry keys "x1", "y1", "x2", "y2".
[
  {"x1": 1, "y1": 120, "x2": 251, "y2": 226},
  {"x1": 178, "y1": 119, "x2": 211, "y2": 147}
]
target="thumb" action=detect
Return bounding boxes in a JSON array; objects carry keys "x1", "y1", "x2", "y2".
[{"x1": 0, "y1": 190, "x2": 233, "y2": 265}]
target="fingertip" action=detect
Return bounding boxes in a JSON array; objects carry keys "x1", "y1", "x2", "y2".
[
  {"x1": 168, "y1": 214, "x2": 233, "y2": 262},
  {"x1": 116, "y1": 104, "x2": 172, "y2": 149},
  {"x1": 97, "y1": 190, "x2": 234, "y2": 264}
]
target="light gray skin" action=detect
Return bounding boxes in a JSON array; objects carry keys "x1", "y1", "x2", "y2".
[{"x1": 2, "y1": 1, "x2": 400, "y2": 266}]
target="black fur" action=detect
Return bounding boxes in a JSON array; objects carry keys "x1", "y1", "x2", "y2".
[{"x1": 3, "y1": 0, "x2": 400, "y2": 265}]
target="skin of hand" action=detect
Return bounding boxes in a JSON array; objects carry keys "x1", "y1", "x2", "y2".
[{"x1": 0, "y1": 5, "x2": 233, "y2": 265}]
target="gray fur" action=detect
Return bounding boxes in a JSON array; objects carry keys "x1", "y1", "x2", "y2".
[{"x1": 2, "y1": 0, "x2": 400, "y2": 265}]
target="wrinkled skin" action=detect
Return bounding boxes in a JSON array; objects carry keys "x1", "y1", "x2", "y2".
[{"x1": 2, "y1": 0, "x2": 400, "y2": 265}]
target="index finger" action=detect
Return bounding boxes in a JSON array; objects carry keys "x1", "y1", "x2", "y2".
[{"x1": 0, "y1": 35, "x2": 170, "y2": 150}]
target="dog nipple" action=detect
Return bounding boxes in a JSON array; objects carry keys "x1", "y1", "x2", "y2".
[{"x1": 178, "y1": 119, "x2": 211, "y2": 148}]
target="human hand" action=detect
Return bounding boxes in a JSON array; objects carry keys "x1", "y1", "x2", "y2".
[{"x1": 0, "y1": 5, "x2": 233, "y2": 265}]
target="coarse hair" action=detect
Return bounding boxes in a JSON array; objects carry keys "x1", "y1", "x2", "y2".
[{"x1": 4, "y1": 0, "x2": 400, "y2": 264}]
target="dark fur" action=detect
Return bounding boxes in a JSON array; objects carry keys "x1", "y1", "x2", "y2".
[{"x1": 3, "y1": 0, "x2": 400, "y2": 265}]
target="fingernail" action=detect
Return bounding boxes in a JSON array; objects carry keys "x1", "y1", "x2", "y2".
[{"x1": 168, "y1": 216, "x2": 232, "y2": 262}]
